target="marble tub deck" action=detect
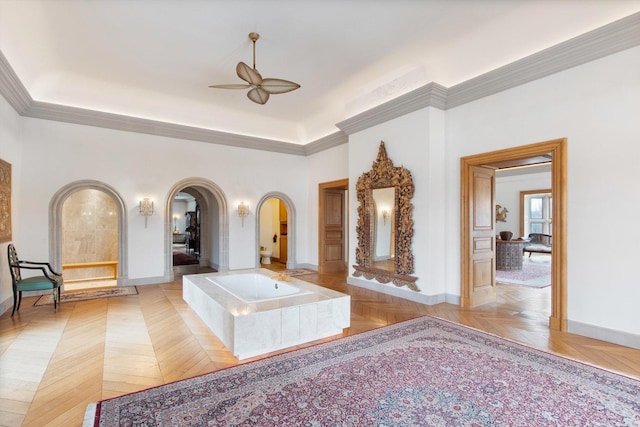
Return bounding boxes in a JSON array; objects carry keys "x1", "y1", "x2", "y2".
[{"x1": 183, "y1": 268, "x2": 351, "y2": 360}]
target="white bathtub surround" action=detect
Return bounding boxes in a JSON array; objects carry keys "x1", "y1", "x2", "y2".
[{"x1": 183, "y1": 269, "x2": 350, "y2": 360}]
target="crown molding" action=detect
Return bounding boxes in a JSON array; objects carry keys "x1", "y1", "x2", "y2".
[
  {"x1": 337, "y1": 12, "x2": 640, "y2": 134},
  {"x1": 335, "y1": 83, "x2": 448, "y2": 135},
  {"x1": 25, "y1": 100, "x2": 307, "y2": 155},
  {"x1": 0, "y1": 50, "x2": 32, "y2": 114},
  {"x1": 303, "y1": 131, "x2": 349, "y2": 155},
  {"x1": 446, "y1": 11, "x2": 640, "y2": 108},
  {"x1": 1, "y1": 12, "x2": 638, "y2": 153}
]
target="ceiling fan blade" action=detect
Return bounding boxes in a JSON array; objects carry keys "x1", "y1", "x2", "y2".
[
  {"x1": 208, "y1": 84, "x2": 251, "y2": 89},
  {"x1": 260, "y1": 78, "x2": 301, "y2": 94},
  {"x1": 236, "y1": 62, "x2": 262, "y2": 86},
  {"x1": 247, "y1": 87, "x2": 270, "y2": 105}
]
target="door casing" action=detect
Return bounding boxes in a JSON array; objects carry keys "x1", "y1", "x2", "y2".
[{"x1": 460, "y1": 138, "x2": 567, "y2": 331}]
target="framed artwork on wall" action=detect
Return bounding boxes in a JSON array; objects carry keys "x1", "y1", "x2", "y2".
[{"x1": 0, "y1": 158, "x2": 11, "y2": 243}]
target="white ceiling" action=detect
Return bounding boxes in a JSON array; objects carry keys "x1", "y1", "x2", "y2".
[{"x1": 1, "y1": 0, "x2": 638, "y2": 144}]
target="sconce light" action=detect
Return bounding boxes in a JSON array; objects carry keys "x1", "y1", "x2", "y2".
[
  {"x1": 381, "y1": 209, "x2": 390, "y2": 225},
  {"x1": 139, "y1": 198, "x2": 154, "y2": 228},
  {"x1": 237, "y1": 202, "x2": 249, "y2": 227}
]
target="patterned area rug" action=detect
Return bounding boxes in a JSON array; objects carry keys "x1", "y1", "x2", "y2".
[
  {"x1": 496, "y1": 260, "x2": 551, "y2": 288},
  {"x1": 88, "y1": 316, "x2": 639, "y2": 426},
  {"x1": 34, "y1": 287, "x2": 138, "y2": 306}
]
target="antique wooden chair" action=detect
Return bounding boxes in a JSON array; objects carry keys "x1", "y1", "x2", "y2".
[{"x1": 7, "y1": 244, "x2": 63, "y2": 316}]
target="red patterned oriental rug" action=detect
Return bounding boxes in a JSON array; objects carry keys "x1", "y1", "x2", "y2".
[
  {"x1": 496, "y1": 259, "x2": 551, "y2": 288},
  {"x1": 87, "y1": 316, "x2": 639, "y2": 426}
]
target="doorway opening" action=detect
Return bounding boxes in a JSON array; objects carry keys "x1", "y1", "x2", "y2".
[
  {"x1": 166, "y1": 178, "x2": 229, "y2": 279},
  {"x1": 318, "y1": 179, "x2": 348, "y2": 274},
  {"x1": 460, "y1": 138, "x2": 567, "y2": 331},
  {"x1": 255, "y1": 192, "x2": 296, "y2": 269},
  {"x1": 171, "y1": 192, "x2": 200, "y2": 267}
]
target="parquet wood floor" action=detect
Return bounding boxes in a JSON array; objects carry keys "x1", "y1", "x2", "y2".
[{"x1": 1, "y1": 265, "x2": 638, "y2": 426}]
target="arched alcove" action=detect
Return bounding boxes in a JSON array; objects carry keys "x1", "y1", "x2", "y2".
[
  {"x1": 50, "y1": 180, "x2": 129, "y2": 285},
  {"x1": 255, "y1": 192, "x2": 296, "y2": 269},
  {"x1": 165, "y1": 178, "x2": 229, "y2": 278}
]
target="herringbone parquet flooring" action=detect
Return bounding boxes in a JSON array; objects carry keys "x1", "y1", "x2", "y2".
[{"x1": 1, "y1": 265, "x2": 639, "y2": 426}]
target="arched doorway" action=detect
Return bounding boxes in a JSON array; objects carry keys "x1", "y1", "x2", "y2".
[
  {"x1": 165, "y1": 178, "x2": 229, "y2": 279},
  {"x1": 50, "y1": 180, "x2": 128, "y2": 286},
  {"x1": 255, "y1": 193, "x2": 296, "y2": 269}
]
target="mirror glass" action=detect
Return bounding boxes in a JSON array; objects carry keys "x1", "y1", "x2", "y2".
[{"x1": 371, "y1": 187, "x2": 395, "y2": 271}]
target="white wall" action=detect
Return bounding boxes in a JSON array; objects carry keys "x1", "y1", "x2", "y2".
[
  {"x1": 0, "y1": 96, "x2": 22, "y2": 314},
  {"x1": 445, "y1": 47, "x2": 640, "y2": 338},
  {"x1": 13, "y1": 117, "x2": 313, "y2": 281},
  {"x1": 348, "y1": 108, "x2": 448, "y2": 301},
  {"x1": 495, "y1": 170, "x2": 551, "y2": 238}
]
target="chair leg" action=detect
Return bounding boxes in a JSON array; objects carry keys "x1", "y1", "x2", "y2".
[
  {"x1": 53, "y1": 288, "x2": 57, "y2": 311},
  {"x1": 11, "y1": 291, "x2": 18, "y2": 317}
]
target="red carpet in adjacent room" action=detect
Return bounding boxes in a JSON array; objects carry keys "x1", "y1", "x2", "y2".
[{"x1": 172, "y1": 251, "x2": 199, "y2": 266}]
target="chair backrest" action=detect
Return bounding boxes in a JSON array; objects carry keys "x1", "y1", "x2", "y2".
[
  {"x1": 7, "y1": 244, "x2": 22, "y2": 282},
  {"x1": 528, "y1": 233, "x2": 552, "y2": 246}
]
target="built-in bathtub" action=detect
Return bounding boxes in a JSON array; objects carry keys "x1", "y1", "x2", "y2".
[
  {"x1": 209, "y1": 273, "x2": 310, "y2": 303},
  {"x1": 183, "y1": 269, "x2": 350, "y2": 360}
]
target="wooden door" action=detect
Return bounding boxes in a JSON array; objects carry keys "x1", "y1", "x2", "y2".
[
  {"x1": 319, "y1": 180, "x2": 348, "y2": 273},
  {"x1": 464, "y1": 166, "x2": 496, "y2": 307}
]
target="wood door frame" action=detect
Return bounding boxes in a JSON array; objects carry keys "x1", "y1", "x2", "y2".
[
  {"x1": 318, "y1": 179, "x2": 349, "y2": 273},
  {"x1": 461, "y1": 138, "x2": 567, "y2": 331}
]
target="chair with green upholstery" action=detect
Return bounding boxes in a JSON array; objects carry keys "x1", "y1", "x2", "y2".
[{"x1": 7, "y1": 244, "x2": 63, "y2": 316}]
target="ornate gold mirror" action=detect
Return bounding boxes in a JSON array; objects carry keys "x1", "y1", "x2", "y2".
[{"x1": 354, "y1": 141, "x2": 419, "y2": 291}]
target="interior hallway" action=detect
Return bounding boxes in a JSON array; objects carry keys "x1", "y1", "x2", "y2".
[{"x1": 1, "y1": 266, "x2": 638, "y2": 426}]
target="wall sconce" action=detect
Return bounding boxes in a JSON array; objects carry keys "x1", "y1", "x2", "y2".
[
  {"x1": 381, "y1": 209, "x2": 390, "y2": 225},
  {"x1": 139, "y1": 198, "x2": 154, "y2": 228},
  {"x1": 237, "y1": 202, "x2": 249, "y2": 227}
]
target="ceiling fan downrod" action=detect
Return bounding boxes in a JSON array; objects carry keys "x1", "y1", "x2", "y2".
[{"x1": 249, "y1": 32, "x2": 259, "y2": 70}]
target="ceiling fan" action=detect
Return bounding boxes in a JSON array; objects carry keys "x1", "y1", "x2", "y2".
[{"x1": 208, "y1": 32, "x2": 300, "y2": 105}]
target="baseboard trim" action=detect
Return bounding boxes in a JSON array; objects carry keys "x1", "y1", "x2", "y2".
[
  {"x1": 347, "y1": 276, "x2": 457, "y2": 306},
  {"x1": 120, "y1": 275, "x2": 171, "y2": 287},
  {"x1": 293, "y1": 262, "x2": 317, "y2": 270},
  {"x1": 568, "y1": 320, "x2": 640, "y2": 350}
]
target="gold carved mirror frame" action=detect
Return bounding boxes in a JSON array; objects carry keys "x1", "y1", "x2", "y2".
[{"x1": 353, "y1": 141, "x2": 419, "y2": 291}]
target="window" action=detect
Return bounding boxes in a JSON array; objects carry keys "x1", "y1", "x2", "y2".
[{"x1": 521, "y1": 190, "x2": 552, "y2": 236}]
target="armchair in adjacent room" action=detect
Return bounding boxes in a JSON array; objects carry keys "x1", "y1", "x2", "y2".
[
  {"x1": 7, "y1": 244, "x2": 64, "y2": 316},
  {"x1": 522, "y1": 233, "x2": 552, "y2": 257}
]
